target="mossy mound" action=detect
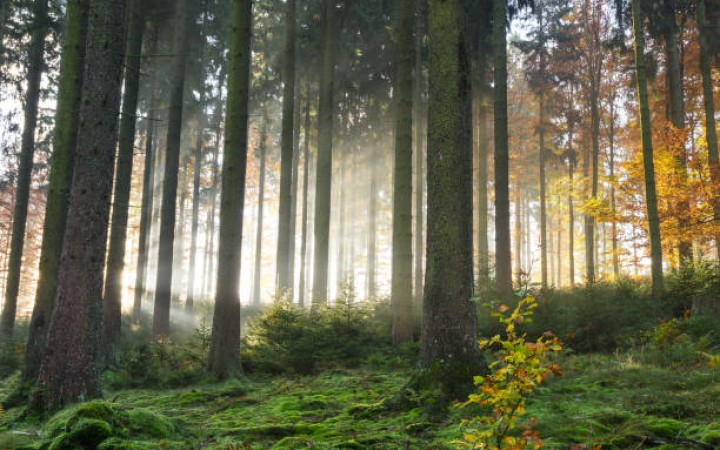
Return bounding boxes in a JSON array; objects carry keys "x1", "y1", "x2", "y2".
[
  {"x1": 125, "y1": 408, "x2": 173, "y2": 438},
  {"x1": 46, "y1": 419, "x2": 112, "y2": 450}
]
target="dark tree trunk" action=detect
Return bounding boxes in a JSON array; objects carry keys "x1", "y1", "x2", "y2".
[
  {"x1": 153, "y1": 0, "x2": 190, "y2": 338},
  {"x1": 311, "y1": 0, "x2": 335, "y2": 306},
  {"x1": 1, "y1": 0, "x2": 49, "y2": 340},
  {"x1": 208, "y1": 0, "x2": 252, "y2": 378},
  {"x1": 288, "y1": 86, "x2": 302, "y2": 296},
  {"x1": 24, "y1": 0, "x2": 88, "y2": 382},
  {"x1": 298, "y1": 90, "x2": 312, "y2": 308},
  {"x1": 418, "y1": 0, "x2": 484, "y2": 400},
  {"x1": 252, "y1": 115, "x2": 268, "y2": 307},
  {"x1": 413, "y1": 2, "x2": 426, "y2": 305},
  {"x1": 276, "y1": 0, "x2": 296, "y2": 292},
  {"x1": 34, "y1": 0, "x2": 128, "y2": 410},
  {"x1": 102, "y1": 0, "x2": 145, "y2": 365}
]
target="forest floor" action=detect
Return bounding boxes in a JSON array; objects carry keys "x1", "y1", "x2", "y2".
[{"x1": 0, "y1": 352, "x2": 719, "y2": 449}]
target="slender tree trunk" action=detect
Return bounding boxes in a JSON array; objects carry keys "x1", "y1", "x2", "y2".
[
  {"x1": 102, "y1": 0, "x2": 145, "y2": 364},
  {"x1": 418, "y1": 0, "x2": 483, "y2": 400},
  {"x1": 539, "y1": 92, "x2": 548, "y2": 287},
  {"x1": 568, "y1": 156, "x2": 575, "y2": 286},
  {"x1": 24, "y1": 0, "x2": 88, "y2": 382},
  {"x1": 609, "y1": 92, "x2": 620, "y2": 279},
  {"x1": 312, "y1": 0, "x2": 335, "y2": 306},
  {"x1": 493, "y1": 0, "x2": 512, "y2": 294},
  {"x1": 413, "y1": 3, "x2": 425, "y2": 305},
  {"x1": 367, "y1": 143, "x2": 378, "y2": 299},
  {"x1": 252, "y1": 115, "x2": 268, "y2": 307},
  {"x1": 392, "y1": 0, "x2": 414, "y2": 345},
  {"x1": 208, "y1": 0, "x2": 251, "y2": 378},
  {"x1": 699, "y1": 0, "x2": 720, "y2": 259},
  {"x1": 185, "y1": 126, "x2": 204, "y2": 313},
  {"x1": 299, "y1": 90, "x2": 311, "y2": 308},
  {"x1": 276, "y1": 0, "x2": 296, "y2": 292},
  {"x1": 34, "y1": 0, "x2": 128, "y2": 410},
  {"x1": 632, "y1": 0, "x2": 664, "y2": 295},
  {"x1": 288, "y1": 86, "x2": 301, "y2": 296},
  {"x1": 585, "y1": 83, "x2": 600, "y2": 284},
  {"x1": 1, "y1": 0, "x2": 49, "y2": 341},
  {"x1": 336, "y1": 153, "x2": 345, "y2": 286},
  {"x1": 133, "y1": 27, "x2": 160, "y2": 324},
  {"x1": 153, "y1": 0, "x2": 190, "y2": 338},
  {"x1": 514, "y1": 186, "x2": 522, "y2": 285},
  {"x1": 476, "y1": 51, "x2": 489, "y2": 286},
  {"x1": 171, "y1": 159, "x2": 189, "y2": 307}
]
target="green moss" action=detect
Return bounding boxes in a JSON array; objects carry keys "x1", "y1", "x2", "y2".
[
  {"x1": 47, "y1": 419, "x2": 112, "y2": 450},
  {"x1": 646, "y1": 418, "x2": 686, "y2": 437},
  {"x1": 125, "y1": 408, "x2": 173, "y2": 438},
  {"x1": 43, "y1": 401, "x2": 118, "y2": 437}
]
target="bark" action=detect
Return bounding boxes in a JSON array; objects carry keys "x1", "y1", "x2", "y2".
[
  {"x1": 632, "y1": 0, "x2": 664, "y2": 295},
  {"x1": 171, "y1": 159, "x2": 189, "y2": 307},
  {"x1": 311, "y1": 0, "x2": 335, "y2": 306},
  {"x1": 367, "y1": 143, "x2": 378, "y2": 299},
  {"x1": 1, "y1": 0, "x2": 49, "y2": 341},
  {"x1": 514, "y1": 186, "x2": 522, "y2": 285},
  {"x1": 133, "y1": 27, "x2": 160, "y2": 325},
  {"x1": 276, "y1": 0, "x2": 296, "y2": 292},
  {"x1": 476, "y1": 47, "x2": 489, "y2": 285},
  {"x1": 153, "y1": 0, "x2": 190, "y2": 338},
  {"x1": 299, "y1": 90, "x2": 311, "y2": 308},
  {"x1": 336, "y1": 152, "x2": 345, "y2": 286},
  {"x1": 102, "y1": 0, "x2": 145, "y2": 365},
  {"x1": 418, "y1": 0, "x2": 483, "y2": 400},
  {"x1": 539, "y1": 92, "x2": 548, "y2": 287},
  {"x1": 288, "y1": 85, "x2": 302, "y2": 296},
  {"x1": 252, "y1": 115, "x2": 268, "y2": 307},
  {"x1": 24, "y1": 0, "x2": 88, "y2": 382},
  {"x1": 208, "y1": 0, "x2": 252, "y2": 378},
  {"x1": 34, "y1": 0, "x2": 127, "y2": 410},
  {"x1": 493, "y1": 0, "x2": 512, "y2": 294},
  {"x1": 608, "y1": 90, "x2": 620, "y2": 278},
  {"x1": 391, "y1": 0, "x2": 414, "y2": 345},
  {"x1": 185, "y1": 125, "x2": 204, "y2": 313},
  {"x1": 413, "y1": 2, "x2": 425, "y2": 305}
]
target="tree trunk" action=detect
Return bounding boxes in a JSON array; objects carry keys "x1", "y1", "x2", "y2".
[
  {"x1": 34, "y1": 0, "x2": 127, "y2": 410},
  {"x1": 153, "y1": 0, "x2": 190, "y2": 338},
  {"x1": 171, "y1": 158, "x2": 189, "y2": 308},
  {"x1": 418, "y1": 0, "x2": 483, "y2": 400},
  {"x1": 336, "y1": 152, "x2": 346, "y2": 287},
  {"x1": 367, "y1": 143, "x2": 378, "y2": 299},
  {"x1": 311, "y1": 0, "x2": 335, "y2": 306},
  {"x1": 514, "y1": 186, "x2": 522, "y2": 285},
  {"x1": 276, "y1": 0, "x2": 296, "y2": 292},
  {"x1": 608, "y1": 90, "x2": 620, "y2": 279},
  {"x1": 208, "y1": 0, "x2": 251, "y2": 378},
  {"x1": 299, "y1": 89, "x2": 311, "y2": 308},
  {"x1": 539, "y1": 92, "x2": 548, "y2": 287},
  {"x1": 288, "y1": 85, "x2": 302, "y2": 297},
  {"x1": 23, "y1": 0, "x2": 88, "y2": 382},
  {"x1": 185, "y1": 126, "x2": 204, "y2": 313},
  {"x1": 493, "y1": 0, "x2": 512, "y2": 295},
  {"x1": 632, "y1": 0, "x2": 664, "y2": 296},
  {"x1": 391, "y1": 0, "x2": 414, "y2": 345},
  {"x1": 252, "y1": 115, "x2": 268, "y2": 307},
  {"x1": 102, "y1": 0, "x2": 145, "y2": 365},
  {"x1": 476, "y1": 48, "x2": 489, "y2": 286},
  {"x1": 1, "y1": 0, "x2": 49, "y2": 341},
  {"x1": 413, "y1": 2, "x2": 425, "y2": 305},
  {"x1": 568, "y1": 155, "x2": 575, "y2": 286}
]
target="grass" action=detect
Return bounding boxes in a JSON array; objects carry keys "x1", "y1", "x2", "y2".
[{"x1": 0, "y1": 352, "x2": 718, "y2": 449}]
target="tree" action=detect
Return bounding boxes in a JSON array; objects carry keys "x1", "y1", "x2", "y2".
[
  {"x1": 1, "y1": 0, "x2": 49, "y2": 340},
  {"x1": 185, "y1": 109, "x2": 206, "y2": 314},
  {"x1": 298, "y1": 88, "x2": 312, "y2": 308},
  {"x1": 311, "y1": 0, "x2": 335, "y2": 306},
  {"x1": 418, "y1": 0, "x2": 483, "y2": 399},
  {"x1": 102, "y1": 0, "x2": 146, "y2": 365},
  {"x1": 208, "y1": 0, "x2": 252, "y2": 378},
  {"x1": 153, "y1": 0, "x2": 191, "y2": 338},
  {"x1": 391, "y1": 0, "x2": 414, "y2": 345},
  {"x1": 23, "y1": 0, "x2": 89, "y2": 382},
  {"x1": 632, "y1": 0, "x2": 664, "y2": 296},
  {"x1": 34, "y1": 0, "x2": 128, "y2": 410},
  {"x1": 252, "y1": 113, "x2": 268, "y2": 307},
  {"x1": 276, "y1": 0, "x2": 296, "y2": 293}
]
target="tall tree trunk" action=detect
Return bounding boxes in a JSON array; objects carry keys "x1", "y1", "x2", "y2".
[
  {"x1": 417, "y1": 0, "x2": 483, "y2": 400},
  {"x1": 311, "y1": 0, "x2": 335, "y2": 306},
  {"x1": 102, "y1": 0, "x2": 145, "y2": 365},
  {"x1": 153, "y1": 0, "x2": 190, "y2": 338},
  {"x1": 24, "y1": 0, "x2": 88, "y2": 382},
  {"x1": 585, "y1": 83, "x2": 600, "y2": 284},
  {"x1": 391, "y1": 0, "x2": 414, "y2": 345},
  {"x1": 514, "y1": 186, "x2": 522, "y2": 285},
  {"x1": 1, "y1": 0, "x2": 49, "y2": 341},
  {"x1": 476, "y1": 47, "x2": 489, "y2": 286},
  {"x1": 568, "y1": 155, "x2": 575, "y2": 286},
  {"x1": 185, "y1": 125, "x2": 204, "y2": 313},
  {"x1": 632, "y1": 0, "x2": 664, "y2": 295},
  {"x1": 413, "y1": 2, "x2": 425, "y2": 305},
  {"x1": 208, "y1": 0, "x2": 251, "y2": 378},
  {"x1": 288, "y1": 86, "x2": 302, "y2": 296},
  {"x1": 493, "y1": 0, "x2": 512, "y2": 294},
  {"x1": 276, "y1": 0, "x2": 296, "y2": 292},
  {"x1": 299, "y1": 90, "x2": 311, "y2": 308},
  {"x1": 608, "y1": 91, "x2": 620, "y2": 279},
  {"x1": 133, "y1": 27, "x2": 160, "y2": 324},
  {"x1": 34, "y1": 0, "x2": 128, "y2": 410},
  {"x1": 699, "y1": 0, "x2": 720, "y2": 258},
  {"x1": 171, "y1": 158, "x2": 189, "y2": 307},
  {"x1": 336, "y1": 152, "x2": 345, "y2": 286},
  {"x1": 252, "y1": 115, "x2": 268, "y2": 307},
  {"x1": 539, "y1": 92, "x2": 548, "y2": 287},
  {"x1": 367, "y1": 144, "x2": 378, "y2": 299}
]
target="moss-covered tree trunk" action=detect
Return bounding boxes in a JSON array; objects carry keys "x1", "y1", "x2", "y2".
[
  {"x1": 208, "y1": 0, "x2": 252, "y2": 378},
  {"x1": 1, "y1": 0, "x2": 49, "y2": 341},
  {"x1": 252, "y1": 115, "x2": 268, "y2": 307},
  {"x1": 311, "y1": 0, "x2": 335, "y2": 306},
  {"x1": 418, "y1": 0, "x2": 484, "y2": 400},
  {"x1": 391, "y1": 0, "x2": 414, "y2": 345},
  {"x1": 298, "y1": 90, "x2": 311, "y2": 308},
  {"x1": 493, "y1": 0, "x2": 512, "y2": 294},
  {"x1": 276, "y1": 0, "x2": 296, "y2": 293},
  {"x1": 632, "y1": 0, "x2": 664, "y2": 296},
  {"x1": 34, "y1": 0, "x2": 128, "y2": 410},
  {"x1": 153, "y1": 0, "x2": 190, "y2": 338},
  {"x1": 102, "y1": 0, "x2": 145, "y2": 365},
  {"x1": 23, "y1": 0, "x2": 88, "y2": 382}
]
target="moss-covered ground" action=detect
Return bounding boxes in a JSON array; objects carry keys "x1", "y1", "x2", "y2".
[{"x1": 0, "y1": 351, "x2": 718, "y2": 449}]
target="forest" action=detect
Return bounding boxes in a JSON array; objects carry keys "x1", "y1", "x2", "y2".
[{"x1": 0, "y1": 0, "x2": 719, "y2": 448}]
